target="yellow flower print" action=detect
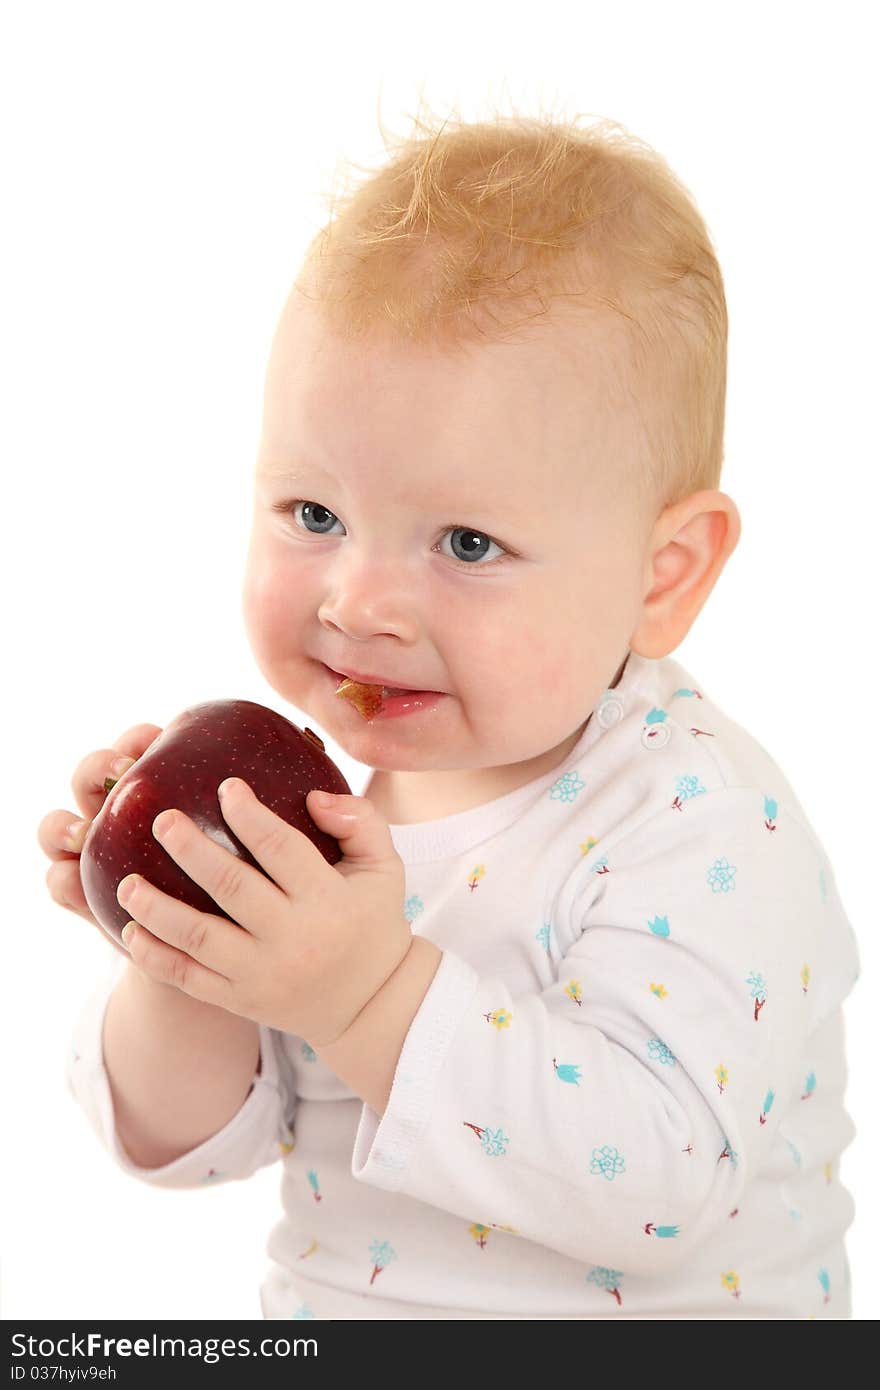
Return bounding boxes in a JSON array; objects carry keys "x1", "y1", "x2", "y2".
[
  {"x1": 801, "y1": 963, "x2": 811, "y2": 994},
  {"x1": 579, "y1": 836, "x2": 599, "y2": 858},
  {"x1": 715, "y1": 1064, "x2": 729, "y2": 1094},
  {"x1": 279, "y1": 1139, "x2": 296, "y2": 1155},
  {"x1": 565, "y1": 980, "x2": 583, "y2": 1006},
  {"x1": 824, "y1": 1161, "x2": 833, "y2": 1184},
  {"x1": 482, "y1": 1009, "x2": 512, "y2": 1029},
  {"x1": 469, "y1": 1223, "x2": 490, "y2": 1248},
  {"x1": 721, "y1": 1270, "x2": 741, "y2": 1299},
  {"x1": 650, "y1": 982, "x2": 668, "y2": 999},
  {"x1": 468, "y1": 864, "x2": 486, "y2": 892}
]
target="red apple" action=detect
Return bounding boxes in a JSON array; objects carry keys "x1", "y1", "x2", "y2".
[{"x1": 80, "y1": 700, "x2": 351, "y2": 945}]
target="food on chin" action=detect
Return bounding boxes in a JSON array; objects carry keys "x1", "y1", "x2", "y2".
[{"x1": 79, "y1": 699, "x2": 351, "y2": 944}]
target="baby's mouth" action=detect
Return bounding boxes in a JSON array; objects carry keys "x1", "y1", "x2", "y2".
[
  {"x1": 333, "y1": 676, "x2": 394, "y2": 718},
  {"x1": 337, "y1": 676, "x2": 409, "y2": 696},
  {"x1": 329, "y1": 670, "x2": 447, "y2": 721}
]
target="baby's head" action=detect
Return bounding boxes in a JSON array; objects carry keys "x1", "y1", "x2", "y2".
[{"x1": 243, "y1": 107, "x2": 740, "y2": 778}]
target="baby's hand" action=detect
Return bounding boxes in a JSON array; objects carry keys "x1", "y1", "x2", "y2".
[
  {"x1": 113, "y1": 780, "x2": 412, "y2": 1045},
  {"x1": 37, "y1": 722, "x2": 163, "y2": 958}
]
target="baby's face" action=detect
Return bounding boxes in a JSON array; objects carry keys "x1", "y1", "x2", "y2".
[{"x1": 242, "y1": 296, "x2": 654, "y2": 776}]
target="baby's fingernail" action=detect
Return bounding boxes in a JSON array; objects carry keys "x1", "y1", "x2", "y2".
[
  {"x1": 111, "y1": 756, "x2": 136, "y2": 776},
  {"x1": 62, "y1": 819, "x2": 87, "y2": 851}
]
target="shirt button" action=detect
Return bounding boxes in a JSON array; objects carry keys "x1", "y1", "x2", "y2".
[{"x1": 597, "y1": 690, "x2": 625, "y2": 728}]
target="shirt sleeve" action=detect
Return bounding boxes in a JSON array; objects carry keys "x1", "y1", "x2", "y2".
[
  {"x1": 351, "y1": 786, "x2": 856, "y2": 1274},
  {"x1": 66, "y1": 957, "x2": 297, "y2": 1189}
]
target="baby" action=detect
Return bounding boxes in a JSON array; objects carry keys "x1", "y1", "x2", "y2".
[{"x1": 42, "y1": 110, "x2": 859, "y2": 1319}]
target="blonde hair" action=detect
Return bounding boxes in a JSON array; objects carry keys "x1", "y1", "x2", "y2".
[{"x1": 293, "y1": 99, "x2": 728, "y2": 514}]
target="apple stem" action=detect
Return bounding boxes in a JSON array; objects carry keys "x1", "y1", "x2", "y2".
[{"x1": 103, "y1": 776, "x2": 118, "y2": 794}]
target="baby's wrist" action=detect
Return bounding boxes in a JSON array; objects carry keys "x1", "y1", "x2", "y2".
[
  {"x1": 122, "y1": 960, "x2": 230, "y2": 1017},
  {"x1": 314, "y1": 937, "x2": 443, "y2": 1113}
]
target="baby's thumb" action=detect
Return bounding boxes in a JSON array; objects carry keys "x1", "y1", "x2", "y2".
[{"x1": 306, "y1": 791, "x2": 399, "y2": 873}]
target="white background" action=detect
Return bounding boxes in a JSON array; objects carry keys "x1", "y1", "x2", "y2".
[{"x1": 3, "y1": 0, "x2": 876, "y2": 1322}]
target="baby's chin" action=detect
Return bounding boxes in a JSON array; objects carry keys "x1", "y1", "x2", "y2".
[{"x1": 325, "y1": 721, "x2": 471, "y2": 773}]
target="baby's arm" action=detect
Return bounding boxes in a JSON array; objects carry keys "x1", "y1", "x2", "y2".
[
  {"x1": 68, "y1": 959, "x2": 296, "y2": 1187},
  {"x1": 102, "y1": 963, "x2": 260, "y2": 1168},
  {"x1": 334, "y1": 788, "x2": 856, "y2": 1274}
]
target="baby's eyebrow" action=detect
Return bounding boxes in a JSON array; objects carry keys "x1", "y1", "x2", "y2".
[
  {"x1": 258, "y1": 461, "x2": 531, "y2": 527},
  {"x1": 259, "y1": 461, "x2": 333, "y2": 483}
]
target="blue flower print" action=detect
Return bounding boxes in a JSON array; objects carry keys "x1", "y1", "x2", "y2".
[
  {"x1": 586, "y1": 1266, "x2": 624, "y2": 1305},
  {"x1": 647, "y1": 1038, "x2": 677, "y2": 1066},
  {"x1": 760, "y1": 1089, "x2": 775, "y2": 1124},
  {"x1": 708, "y1": 857, "x2": 737, "y2": 893},
  {"x1": 590, "y1": 1145, "x2": 625, "y2": 1181},
  {"x1": 674, "y1": 773, "x2": 707, "y2": 803},
  {"x1": 536, "y1": 922, "x2": 552, "y2": 954},
  {"x1": 590, "y1": 855, "x2": 610, "y2": 876},
  {"x1": 645, "y1": 706, "x2": 668, "y2": 727},
  {"x1": 368, "y1": 1239, "x2": 397, "y2": 1285},
  {"x1": 764, "y1": 794, "x2": 778, "y2": 826},
  {"x1": 404, "y1": 894, "x2": 424, "y2": 923},
  {"x1": 481, "y1": 1127, "x2": 509, "y2": 1157},
  {"x1": 301, "y1": 1041, "x2": 316, "y2": 1063},
  {"x1": 818, "y1": 1268, "x2": 830, "y2": 1301},
  {"x1": 463, "y1": 1122, "x2": 510, "y2": 1157},
  {"x1": 648, "y1": 914, "x2": 670, "y2": 938},
  {"x1": 291, "y1": 1304, "x2": 315, "y2": 1319},
  {"x1": 802, "y1": 1072, "x2": 817, "y2": 1100},
  {"x1": 549, "y1": 769, "x2": 586, "y2": 804}
]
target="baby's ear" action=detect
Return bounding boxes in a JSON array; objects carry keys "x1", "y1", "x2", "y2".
[{"x1": 630, "y1": 491, "x2": 743, "y2": 657}]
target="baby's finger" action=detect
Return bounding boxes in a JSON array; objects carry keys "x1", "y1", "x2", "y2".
[
  {"x1": 36, "y1": 807, "x2": 92, "y2": 860},
  {"x1": 110, "y1": 723, "x2": 164, "y2": 762},
  {"x1": 69, "y1": 747, "x2": 140, "y2": 821},
  {"x1": 69, "y1": 725, "x2": 163, "y2": 821},
  {"x1": 45, "y1": 861, "x2": 130, "y2": 957},
  {"x1": 44, "y1": 858, "x2": 90, "y2": 914}
]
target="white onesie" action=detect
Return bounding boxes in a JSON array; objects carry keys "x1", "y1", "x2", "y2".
[{"x1": 68, "y1": 650, "x2": 859, "y2": 1318}]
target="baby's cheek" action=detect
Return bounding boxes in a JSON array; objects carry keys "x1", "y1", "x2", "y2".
[
  {"x1": 242, "y1": 566, "x2": 294, "y2": 655},
  {"x1": 505, "y1": 620, "x2": 569, "y2": 694}
]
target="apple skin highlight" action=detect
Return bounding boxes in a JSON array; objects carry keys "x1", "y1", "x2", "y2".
[{"x1": 80, "y1": 699, "x2": 351, "y2": 944}]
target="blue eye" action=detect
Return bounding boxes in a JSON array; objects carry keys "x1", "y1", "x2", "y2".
[
  {"x1": 436, "y1": 527, "x2": 506, "y2": 566},
  {"x1": 273, "y1": 499, "x2": 510, "y2": 571},
  {"x1": 293, "y1": 501, "x2": 343, "y2": 535}
]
